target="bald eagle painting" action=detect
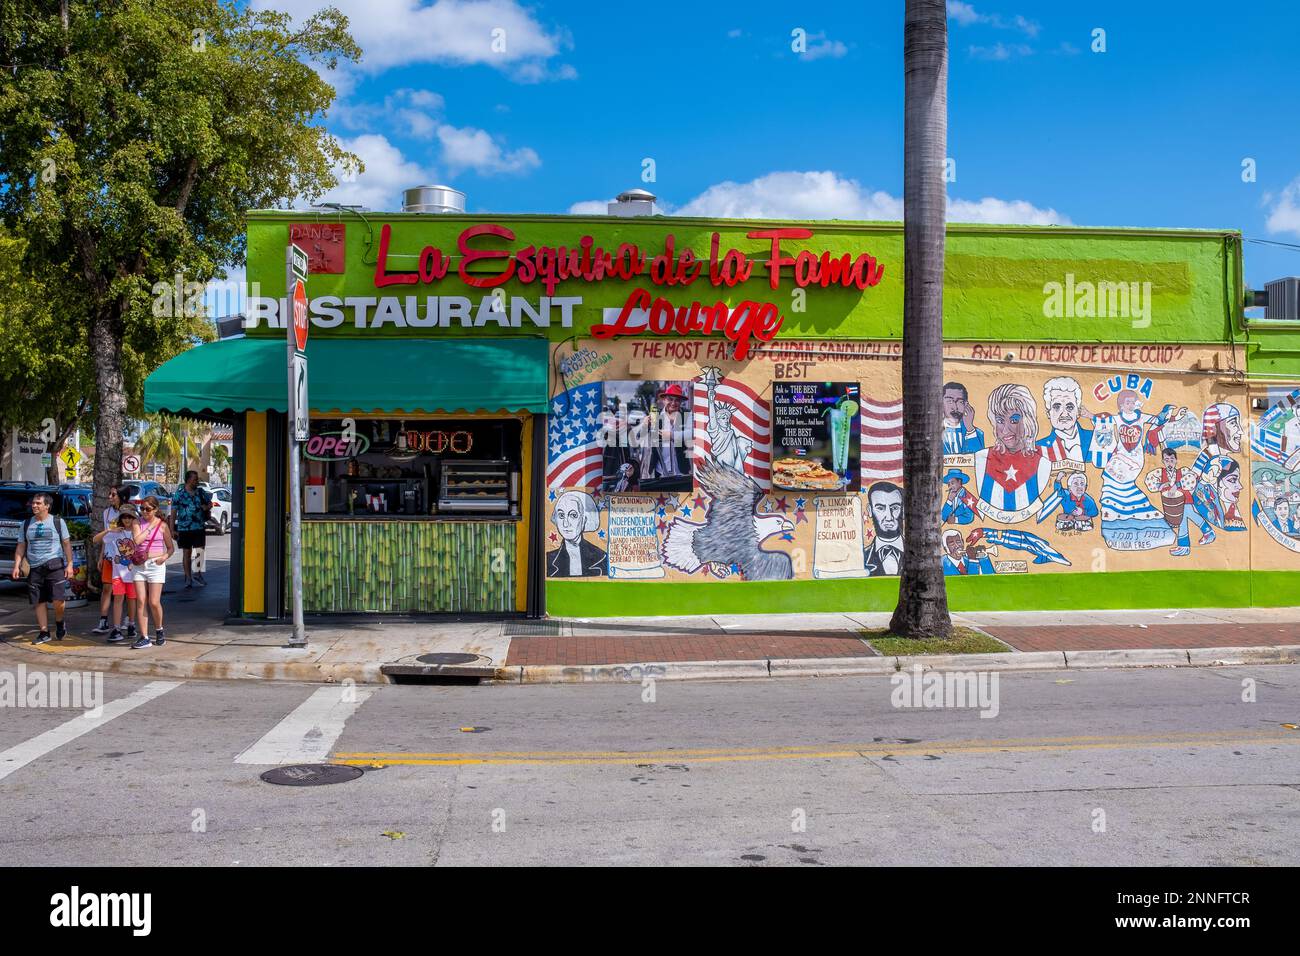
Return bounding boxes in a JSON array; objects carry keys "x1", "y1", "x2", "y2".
[{"x1": 662, "y1": 460, "x2": 795, "y2": 580}]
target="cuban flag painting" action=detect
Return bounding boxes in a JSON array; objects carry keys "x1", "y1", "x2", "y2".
[
  {"x1": 972, "y1": 448, "x2": 1050, "y2": 523},
  {"x1": 980, "y1": 528, "x2": 1072, "y2": 566},
  {"x1": 547, "y1": 383, "x2": 604, "y2": 490}
]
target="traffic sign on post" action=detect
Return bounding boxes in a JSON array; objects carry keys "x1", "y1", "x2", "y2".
[
  {"x1": 285, "y1": 243, "x2": 308, "y2": 649},
  {"x1": 292, "y1": 279, "x2": 309, "y2": 352},
  {"x1": 291, "y1": 352, "x2": 309, "y2": 442},
  {"x1": 124, "y1": 454, "x2": 141, "y2": 475}
]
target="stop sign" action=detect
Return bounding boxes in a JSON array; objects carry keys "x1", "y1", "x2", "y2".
[{"x1": 292, "y1": 279, "x2": 309, "y2": 352}]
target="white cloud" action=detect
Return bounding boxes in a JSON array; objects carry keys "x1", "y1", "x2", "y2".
[
  {"x1": 674, "y1": 171, "x2": 901, "y2": 220},
  {"x1": 1265, "y1": 177, "x2": 1300, "y2": 236},
  {"x1": 969, "y1": 42, "x2": 1034, "y2": 61},
  {"x1": 643, "y1": 170, "x2": 1068, "y2": 225},
  {"x1": 947, "y1": 2, "x2": 1039, "y2": 37},
  {"x1": 799, "y1": 32, "x2": 847, "y2": 61},
  {"x1": 948, "y1": 196, "x2": 1069, "y2": 225},
  {"x1": 252, "y1": 0, "x2": 574, "y2": 80},
  {"x1": 437, "y1": 124, "x2": 540, "y2": 176},
  {"x1": 568, "y1": 199, "x2": 611, "y2": 215},
  {"x1": 333, "y1": 87, "x2": 445, "y2": 140},
  {"x1": 315, "y1": 133, "x2": 433, "y2": 211}
]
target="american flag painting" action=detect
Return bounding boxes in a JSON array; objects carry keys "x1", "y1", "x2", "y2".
[
  {"x1": 692, "y1": 377, "x2": 771, "y2": 485},
  {"x1": 547, "y1": 383, "x2": 604, "y2": 489},
  {"x1": 859, "y1": 395, "x2": 904, "y2": 484}
]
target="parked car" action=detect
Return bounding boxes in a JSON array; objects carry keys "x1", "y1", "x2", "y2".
[
  {"x1": 0, "y1": 482, "x2": 94, "y2": 578},
  {"x1": 206, "y1": 487, "x2": 232, "y2": 535},
  {"x1": 118, "y1": 480, "x2": 172, "y2": 517}
]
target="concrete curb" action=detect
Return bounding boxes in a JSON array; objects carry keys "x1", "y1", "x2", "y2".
[{"x1": 4, "y1": 639, "x2": 1298, "y2": 686}]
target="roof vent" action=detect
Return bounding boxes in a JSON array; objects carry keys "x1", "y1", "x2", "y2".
[
  {"x1": 402, "y1": 185, "x2": 466, "y2": 214},
  {"x1": 608, "y1": 188, "x2": 657, "y2": 217},
  {"x1": 1264, "y1": 277, "x2": 1300, "y2": 320}
]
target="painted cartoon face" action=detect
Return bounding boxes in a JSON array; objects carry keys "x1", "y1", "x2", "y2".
[
  {"x1": 714, "y1": 402, "x2": 734, "y2": 426},
  {"x1": 1119, "y1": 394, "x2": 1139, "y2": 416},
  {"x1": 993, "y1": 410, "x2": 1027, "y2": 452},
  {"x1": 1278, "y1": 501, "x2": 1292, "y2": 522},
  {"x1": 946, "y1": 477, "x2": 964, "y2": 494},
  {"x1": 870, "y1": 488, "x2": 903, "y2": 538},
  {"x1": 1046, "y1": 389, "x2": 1079, "y2": 432},
  {"x1": 1219, "y1": 470, "x2": 1242, "y2": 504},
  {"x1": 1162, "y1": 451, "x2": 1177, "y2": 468},
  {"x1": 553, "y1": 501, "x2": 586, "y2": 542},
  {"x1": 944, "y1": 534, "x2": 964, "y2": 559},
  {"x1": 942, "y1": 388, "x2": 966, "y2": 424},
  {"x1": 1221, "y1": 415, "x2": 1243, "y2": 452},
  {"x1": 1067, "y1": 473, "x2": 1087, "y2": 496}
]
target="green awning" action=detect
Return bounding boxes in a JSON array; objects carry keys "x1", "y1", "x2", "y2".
[{"x1": 145, "y1": 337, "x2": 550, "y2": 416}]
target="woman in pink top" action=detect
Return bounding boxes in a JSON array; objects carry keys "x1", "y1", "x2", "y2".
[{"x1": 130, "y1": 496, "x2": 175, "y2": 649}]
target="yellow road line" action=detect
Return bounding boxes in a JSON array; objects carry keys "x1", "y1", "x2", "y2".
[{"x1": 332, "y1": 731, "x2": 1300, "y2": 767}]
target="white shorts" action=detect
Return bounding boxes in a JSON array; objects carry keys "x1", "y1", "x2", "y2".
[{"x1": 133, "y1": 559, "x2": 167, "y2": 584}]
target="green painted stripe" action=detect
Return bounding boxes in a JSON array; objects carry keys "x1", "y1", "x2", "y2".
[{"x1": 545, "y1": 570, "x2": 1291, "y2": 617}]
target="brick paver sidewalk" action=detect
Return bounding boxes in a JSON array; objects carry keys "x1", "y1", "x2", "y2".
[
  {"x1": 506, "y1": 630, "x2": 878, "y2": 665},
  {"x1": 985, "y1": 622, "x2": 1300, "y2": 653}
]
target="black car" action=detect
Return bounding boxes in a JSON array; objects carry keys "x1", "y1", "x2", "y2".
[{"x1": 0, "y1": 482, "x2": 94, "y2": 576}]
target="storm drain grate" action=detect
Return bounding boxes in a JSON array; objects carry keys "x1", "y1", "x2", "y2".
[
  {"x1": 416, "y1": 652, "x2": 482, "y2": 666},
  {"x1": 260, "y1": 764, "x2": 364, "y2": 787},
  {"x1": 502, "y1": 619, "x2": 562, "y2": 637}
]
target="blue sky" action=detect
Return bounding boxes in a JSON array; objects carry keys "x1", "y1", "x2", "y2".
[{"x1": 239, "y1": 0, "x2": 1300, "y2": 293}]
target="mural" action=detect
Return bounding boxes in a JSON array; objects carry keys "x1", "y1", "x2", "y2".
[
  {"x1": 1251, "y1": 388, "x2": 1300, "y2": 557},
  {"x1": 545, "y1": 338, "x2": 1277, "y2": 583},
  {"x1": 662, "y1": 460, "x2": 794, "y2": 580}
]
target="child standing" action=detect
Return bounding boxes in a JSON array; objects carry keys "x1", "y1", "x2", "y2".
[{"x1": 92, "y1": 503, "x2": 140, "y2": 644}]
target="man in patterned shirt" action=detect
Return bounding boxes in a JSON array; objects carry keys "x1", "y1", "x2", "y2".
[{"x1": 170, "y1": 470, "x2": 213, "y2": 588}]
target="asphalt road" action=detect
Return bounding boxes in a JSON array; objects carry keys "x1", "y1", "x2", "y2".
[{"x1": 1, "y1": 663, "x2": 1297, "y2": 866}]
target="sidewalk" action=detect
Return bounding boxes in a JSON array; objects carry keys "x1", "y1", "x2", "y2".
[{"x1": 2, "y1": 582, "x2": 1297, "y2": 683}]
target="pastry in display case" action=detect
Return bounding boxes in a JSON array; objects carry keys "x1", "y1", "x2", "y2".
[{"x1": 438, "y1": 459, "x2": 513, "y2": 514}]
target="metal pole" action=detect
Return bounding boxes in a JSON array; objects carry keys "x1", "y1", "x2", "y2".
[{"x1": 286, "y1": 247, "x2": 307, "y2": 648}]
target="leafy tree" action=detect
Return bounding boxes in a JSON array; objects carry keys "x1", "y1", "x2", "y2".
[
  {"x1": 0, "y1": 229, "x2": 94, "y2": 481},
  {"x1": 134, "y1": 413, "x2": 206, "y2": 481},
  {"x1": 891, "y1": 0, "x2": 952, "y2": 637},
  {"x1": 0, "y1": 1, "x2": 360, "y2": 527}
]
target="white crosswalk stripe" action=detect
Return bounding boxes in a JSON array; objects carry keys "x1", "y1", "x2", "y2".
[
  {"x1": 0, "y1": 680, "x2": 184, "y2": 782},
  {"x1": 234, "y1": 685, "x2": 375, "y2": 765}
]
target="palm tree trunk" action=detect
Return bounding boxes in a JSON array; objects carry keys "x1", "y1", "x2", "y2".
[
  {"x1": 90, "y1": 303, "x2": 128, "y2": 533},
  {"x1": 890, "y1": 0, "x2": 952, "y2": 637}
]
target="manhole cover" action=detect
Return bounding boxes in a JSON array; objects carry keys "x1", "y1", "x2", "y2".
[
  {"x1": 502, "y1": 619, "x2": 561, "y2": 637},
  {"x1": 416, "y1": 652, "x2": 482, "y2": 665},
  {"x1": 260, "y1": 764, "x2": 364, "y2": 787}
]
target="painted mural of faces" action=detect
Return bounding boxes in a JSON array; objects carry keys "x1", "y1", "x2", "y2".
[
  {"x1": 1278, "y1": 500, "x2": 1292, "y2": 523},
  {"x1": 987, "y1": 383, "x2": 1038, "y2": 454},
  {"x1": 869, "y1": 482, "x2": 903, "y2": 541},
  {"x1": 1218, "y1": 463, "x2": 1242, "y2": 506},
  {"x1": 1117, "y1": 389, "x2": 1141, "y2": 416},
  {"x1": 1043, "y1": 377, "x2": 1083, "y2": 434},
  {"x1": 1220, "y1": 412, "x2": 1243, "y2": 452},
  {"x1": 943, "y1": 530, "x2": 964, "y2": 559},
  {"x1": 1067, "y1": 472, "x2": 1087, "y2": 497},
  {"x1": 942, "y1": 383, "x2": 971, "y2": 426},
  {"x1": 552, "y1": 491, "x2": 598, "y2": 544}
]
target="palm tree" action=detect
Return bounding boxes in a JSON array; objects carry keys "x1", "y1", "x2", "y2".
[
  {"x1": 890, "y1": 0, "x2": 952, "y2": 638},
  {"x1": 133, "y1": 414, "x2": 205, "y2": 482},
  {"x1": 210, "y1": 443, "x2": 232, "y2": 485}
]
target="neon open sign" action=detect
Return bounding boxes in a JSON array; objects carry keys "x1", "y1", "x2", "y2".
[{"x1": 304, "y1": 431, "x2": 370, "y2": 461}]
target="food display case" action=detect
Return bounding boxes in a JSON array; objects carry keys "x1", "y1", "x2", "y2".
[{"x1": 438, "y1": 459, "x2": 514, "y2": 514}]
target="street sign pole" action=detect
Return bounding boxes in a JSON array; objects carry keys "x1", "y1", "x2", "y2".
[{"x1": 286, "y1": 244, "x2": 309, "y2": 648}]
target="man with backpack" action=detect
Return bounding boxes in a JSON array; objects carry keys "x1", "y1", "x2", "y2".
[{"x1": 10, "y1": 492, "x2": 74, "y2": 645}]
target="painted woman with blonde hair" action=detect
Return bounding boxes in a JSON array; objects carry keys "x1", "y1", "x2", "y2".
[{"x1": 972, "y1": 383, "x2": 1051, "y2": 522}]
